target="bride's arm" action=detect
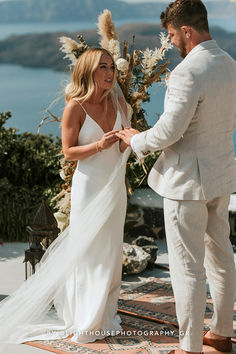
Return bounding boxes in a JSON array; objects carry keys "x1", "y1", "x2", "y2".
[{"x1": 62, "y1": 100, "x2": 119, "y2": 161}]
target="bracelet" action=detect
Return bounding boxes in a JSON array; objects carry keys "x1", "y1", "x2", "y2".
[{"x1": 96, "y1": 142, "x2": 102, "y2": 152}]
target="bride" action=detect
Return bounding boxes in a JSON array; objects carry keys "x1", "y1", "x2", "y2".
[{"x1": 0, "y1": 47, "x2": 130, "y2": 349}]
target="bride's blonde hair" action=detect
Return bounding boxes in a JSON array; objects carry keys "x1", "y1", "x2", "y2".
[{"x1": 65, "y1": 48, "x2": 116, "y2": 104}]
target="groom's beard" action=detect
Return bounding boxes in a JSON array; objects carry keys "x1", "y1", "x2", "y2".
[{"x1": 178, "y1": 37, "x2": 187, "y2": 58}]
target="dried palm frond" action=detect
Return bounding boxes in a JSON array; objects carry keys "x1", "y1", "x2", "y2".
[
  {"x1": 37, "y1": 110, "x2": 61, "y2": 134},
  {"x1": 133, "y1": 49, "x2": 141, "y2": 66},
  {"x1": 52, "y1": 157, "x2": 76, "y2": 215},
  {"x1": 59, "y1": 35, "x2": 88, "y2": 66},
  {"x1": 139, "y1": 61, "x2": 169, "y2": 93},
  {"x1": 53, "y1": 191, "x2": 71, "y2": 214},
  {"x1": 130, "y1": 92, "x2": 145, "y2": 105},
  {"x1": 130, "y1": 92, "x2": 148, "y2": 113},
  {"x1": 123, "y1": 40, "x2": 129, "y2": 60},
  {"x1": 122, "y1": 54, "x2": 134, "y2": 98},
  {"x1": 125, "y1": 176, "x2": 133, "y2": 196},
  {"x1": 97, "y1": 9, "x2": 118, "y2": 50}
]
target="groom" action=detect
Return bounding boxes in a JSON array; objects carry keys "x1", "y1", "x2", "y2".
[{"x1": 117, "y1": 0, "x2": 236, "y2": 353}]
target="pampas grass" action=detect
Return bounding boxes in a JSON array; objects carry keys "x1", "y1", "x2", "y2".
[
  {"x1": 59, "y1": 35, "x2": 88, "y2": 66},
  {"x1": 97, "y1": 9, "x2": 118, "y2": 50}
]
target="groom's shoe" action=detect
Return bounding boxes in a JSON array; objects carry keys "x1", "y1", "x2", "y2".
[{"x1": 203, "y1": 330, "x2": 232, "y2": 352}]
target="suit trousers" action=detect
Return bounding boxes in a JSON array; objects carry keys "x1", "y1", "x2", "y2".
[{"x1": 164, "y1": 195, "x2": 236, "y2": 352}]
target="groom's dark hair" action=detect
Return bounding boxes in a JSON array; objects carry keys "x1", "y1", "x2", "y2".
[{"x1": 160, "y1": 0, "x2": 209, "y2": 33}]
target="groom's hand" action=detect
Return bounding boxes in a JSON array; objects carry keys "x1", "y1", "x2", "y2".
[{"x1": 116, "y1": 128, "x2": 140, "y2": 146}]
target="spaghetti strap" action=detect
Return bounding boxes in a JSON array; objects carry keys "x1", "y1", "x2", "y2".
[{"x1": 72, "y1": 98, "x2": 87, "y2": 115}]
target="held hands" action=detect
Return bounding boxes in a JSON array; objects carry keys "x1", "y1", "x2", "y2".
[
  {"x1": 98, "y1": 130, "x2": 120, "y2": 150},
  {"x1": 116, "y1": 128, "x2": 140, "y2": 146},
  {"x1": 97, "y1": 127, "x2": 140, "y2": 151}
]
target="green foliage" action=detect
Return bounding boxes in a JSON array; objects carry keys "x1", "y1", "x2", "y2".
[
  {"x1": 0, "y1": 112, "x2": 62, "y2": 241},
  {"x1": 126, "y1": 150, "x2": 161, "y2": 190}
]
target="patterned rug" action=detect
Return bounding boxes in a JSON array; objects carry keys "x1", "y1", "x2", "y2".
[
  {"x1": 25, "y1": 278, "x2": 236, "y2": 353},
  {"x1": 25, "y1": 314, "x2": 179, "y2": 353},
  {"x1": 118, "y1": 279, "x2": 178, "y2": 328},
  {"x1": 118, "y1": 278, "x2": 236, "y2": 334}
]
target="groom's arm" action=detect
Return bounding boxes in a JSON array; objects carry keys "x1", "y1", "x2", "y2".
[{"x1": 119, "y1": 68, "x2": 200, "y2": 159}]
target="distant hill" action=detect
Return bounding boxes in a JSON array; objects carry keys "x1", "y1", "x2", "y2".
[
  {"x1": 0, "y1": 23, "x2": 235, "y2": 71},
  {"x1": 0, "y1": 0, "x2": 235, "y2": 23},
  {"x1": 0, "y1": 0, "x2": 166, "y2": 22}
]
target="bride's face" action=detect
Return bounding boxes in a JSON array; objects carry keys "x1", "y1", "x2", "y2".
[{"x1": 93, "y1": 53, "x2": 115, "y2": 91}]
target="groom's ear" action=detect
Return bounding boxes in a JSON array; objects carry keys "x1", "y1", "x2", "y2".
[{"x1": 181, "y1": 25, "x2": 191, "y2": 39}]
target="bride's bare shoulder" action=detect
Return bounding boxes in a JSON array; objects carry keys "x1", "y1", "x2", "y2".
[
  {"x1": 62, "y1": 100, "x2": 86, "y2": 133},
  {"x1": 63, "y1": 99, "x2": 86, "y2": 121},
  {"x1": 65, "y1": 98, "x2": 84, "y2": 112}
]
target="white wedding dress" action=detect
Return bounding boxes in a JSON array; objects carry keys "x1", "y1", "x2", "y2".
[{"x1": 0, "y1": 96, "x2": 130, "y2": 350}]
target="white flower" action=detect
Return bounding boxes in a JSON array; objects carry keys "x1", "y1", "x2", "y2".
[
  {"x1": 141, "y1": 48, "x2": 164, "y2": 75},
  {"x1": 108, "y1": 39, "x2": 121, "y2": 61},
  {"x1": 116, "y1": 58, "x2": 129, "y2": 72},
  {"x1": 141, "y1": 48, "x2": 153, "y2": 75},
  {"x1": 153, "y1": 48, "x2": 164, "y2": 61},
  {"x1": 159, "y1": 32, "x2": 173, "y2": 51},
  {"x1": 141, "y1": 34, "x2": 172, "y2": 76}
]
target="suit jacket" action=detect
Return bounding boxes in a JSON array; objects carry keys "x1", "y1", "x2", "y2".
[{"x1": 132, "y1": 40, "x2": 236, "y2": 200}]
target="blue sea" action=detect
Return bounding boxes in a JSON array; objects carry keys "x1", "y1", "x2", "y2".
[
  {"x1": 0, "y1": 17, "x2": 236, "y2": 151},
  {"x1": 0, "y1": 18, "x2": 235, "y2": 40},
  {"x1": 0, "y1": 64, "x2": 165, "y2": 136}
]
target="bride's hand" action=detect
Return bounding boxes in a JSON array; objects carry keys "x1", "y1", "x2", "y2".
[{"x1": 98, "y1": 130, "x2": 120, "y2": 150}]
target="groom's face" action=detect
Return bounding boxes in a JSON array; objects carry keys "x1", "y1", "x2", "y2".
[{"x1": 167, "y1": 23, "x2": 188, "y2": 58}]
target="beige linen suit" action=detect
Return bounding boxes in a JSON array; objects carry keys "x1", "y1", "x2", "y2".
[{"x1": 132, "y1": 40, "x2": 236, "y2": 351}]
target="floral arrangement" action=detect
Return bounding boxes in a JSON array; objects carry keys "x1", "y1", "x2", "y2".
[
  {"x1": 95, "y1": 10, "x2": 172, "y2": 131},
  {"x1": 42, "y1": 9, "x2": 172, "y2": 229}
]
